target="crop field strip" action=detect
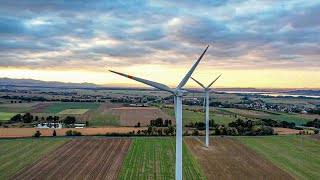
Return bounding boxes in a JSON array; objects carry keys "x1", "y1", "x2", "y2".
[
  {"x1": 43, "y1": 102, "x2": 100, "y2": 114},
  {"x1": 0, "y1": 138, "x2": 69, "y2": 180},
  {"x1": 184, "y1": 137, "x2": 293, "y2": 180},
  {"x1": 57, "y1": 108, "x2": 89, "y2": 114},
  {"x1": 162, "y1": 108, "x2": 237, "y2": 125},
  {"x1": 119, "y1": 138, "x2": 206, "y2": 180},
  {"x1": 13, "y1": 138, "x2": 131, "y2": 180},
  {"x1": 239, "y1": 136, "x2": 320, "y2": 179}
]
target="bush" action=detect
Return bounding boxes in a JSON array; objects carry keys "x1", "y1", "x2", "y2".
[
  {"x1": 314, "y1": 130, "x2": 319, "y2": 134},
  {"x1": 226, "y1": 127, "x2": 239, "y2": 136},
  {"x1": 33, "y1": 130, "x2": 41, "y2": 138},
  {"x1": 65, "y1": 130, "x2": 82, "y2": 136},
  {"x1": 53, "y1": 130, "x2": 57, "y2": 136}
]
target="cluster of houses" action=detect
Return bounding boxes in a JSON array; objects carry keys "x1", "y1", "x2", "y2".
[{"x1": 240, "y1": 99, "x2": 311, "y2": 114}]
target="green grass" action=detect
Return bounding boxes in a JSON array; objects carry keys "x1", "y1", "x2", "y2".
[
  {"x1": 43, "y1": 102, "x2": 100, "y2": 114},
  {"x1": 119, "y1": 138, "x2": 206, "y2": 180},
  {"x1": 0, "y1": 112, "x2": 17, "y2": 121},
  {"x1": 238, "y1": 136, "x2": 320, "y2": 180},
  {"x1": 162, "y1": 108, "x2": 235, "y2": 126},
  {"x1": 90, "y1": 114, "x2": 120, "y2": 127},
  {"x1": 215, "y1": 108, "x2": 239, "y2": 115},
  {"x1": 262, "y1": 115, "x2": 309, "y2": 125},
  {"x1": 0, "y1": 138, "x2": 69, "y2": 180},
  {"x1": 57, "y1": 108, "x2": 89, "y2": 114}
]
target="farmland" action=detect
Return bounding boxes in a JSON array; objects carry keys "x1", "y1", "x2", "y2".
[
  {"x1": 57, "y1": 108, "x2": 89, "y2": 114},
  {"x1": 185, "y1": 137, "x2": 292, "y2": 179},
  {"x1": 43, "y1": 102, "x2": 100, "y2": 114},
  {"x1": 119, "y1": 138, "x2": 205, "y2": 180},
  {"x1": 162, "y1": 108, "x2": 237, "y2": 126},
  {"x1": 0, "y1": 112, "x2": 17, "y2": 121},
  {"x1": 239, "y1": 136, "x2": 320, "y2": 179},
  {"x1": 90, "y1": 114, "x2": 120, "y2": 127},
  {"x1": 0, "y1": 138, "x2": 69, "y2": 180},
  {"x1": 111, "y1": 107, "x2": 173, "y2": 126},
  {"x1": 13, "y1": 138, "x2": 131, "y2": 180}
]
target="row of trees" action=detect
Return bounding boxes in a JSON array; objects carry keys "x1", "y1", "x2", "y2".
[
  {"x1": 10, "y1": 112, "x2": 77, "y2": 125},
  {"x1": 149, "y1": 118, "x2": 172, "y2": 127}
]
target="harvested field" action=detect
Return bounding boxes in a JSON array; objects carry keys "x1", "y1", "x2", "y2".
[
  {"x1": 0, "y1": 127, "x2": 146, "y2": 138},
  {"x1": 239, "y1": 136, "x2": 320, "y2": 179},
  {"x1": 57, "y1": 108, "x2": 89, "y2": 114},
  {"x1": 110, "y1": 107, "x2": 173, "y2": 126},
  {"x1": 184, "y1": 137, "x2": 293, "y2": 180},
  {"x1": 13, "y1": 138, "x2": 131, "y2": 180},
  {"x1": 0, "y1": 138, "x2": 69, "y2": 180},
  {"x1": 119, "y1": 138, "x2": 205, "y2": 180},
  {"x1": 273, "y1": 127, "x2": 300, "y2": 135}
]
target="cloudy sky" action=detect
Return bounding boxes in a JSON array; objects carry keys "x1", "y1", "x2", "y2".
[{"x1": 0, "y1": 0, "x2": 319, "y2": 88}]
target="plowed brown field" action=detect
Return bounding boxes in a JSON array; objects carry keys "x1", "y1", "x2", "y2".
[
  {"x1": 110, "y1": 107, "x2": 174, "y2": 126},
  {"x1": 184, "y1": 137, "x2": 293, "y2": 180},
  {"x1": 12, "y1": 138, "x2": 131, "y2": 180}
]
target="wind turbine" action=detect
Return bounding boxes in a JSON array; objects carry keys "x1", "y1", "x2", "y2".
[
  {"x1": 109, "y1": 45, "x2": 209, "y2": 180},
  {"x1": 191, "y1": 74, "x2": 221, "y2": 148}
]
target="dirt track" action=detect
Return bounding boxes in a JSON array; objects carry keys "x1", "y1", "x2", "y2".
[
  {"x1": 184, "y1": 137, "x2": 293, "y2": 180},
  {"x1": 0, "y1": 127, "x2": 146, "y2": 138},
  {"x1": 12, "y1": 138, "x2": 131, "y2": 180}
]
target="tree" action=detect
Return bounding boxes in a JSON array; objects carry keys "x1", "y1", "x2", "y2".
[
  {"x1": 53, "y1": 130, "x2": 57, "y2": 136},
  {"x1": 63, "y1": 116, "x2": 76, "y2": 124},
  {"x1": 226, "y1": 127, "x2": 239, "y2": 136},
  {"x1": 315, "y1": 130, "x2": 319, "y2": 134},
  {"x1": 22, "y1": 113, "x2": 33, "y2": 123},
  {"x1": 33, "y1": 131, "x2": 41, "y2": 138}
]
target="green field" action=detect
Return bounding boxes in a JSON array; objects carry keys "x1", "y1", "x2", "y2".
[
  {"x1": 43, "y1": 102, "x2": 100, "y2": 114},
  {"x1": 57, "y1": 108, "x2": 89, "y2": 114},
  {"x1": 0, "y1": 112, "x2": 17, "y2": 121},
  {"x1": 90, "y1": 114, "x2": 120, "y2": 127},
  {"x1": 262, "y1": 115, "x2": 309, "y2": 125},
  {"x1": 119, "y1": 138, "x2": 205, "y2": 180},
  {"x1": 162, "y1": 108, "x2": 236, "y2": 125},
  {"x1": 0, "y1": 138, "x2": 69, "y2": 180},
  {"x1": 239, "y1": 136, "x2": 320, "y2": 179}
]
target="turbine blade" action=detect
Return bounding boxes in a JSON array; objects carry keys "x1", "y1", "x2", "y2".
[
  {"x1": 191, "y1": 77, "x2": 205, "y2": 89},
  {"x1": 109, "y1": 70, "x2": 174, "y2": 93},
  {"x1": 207, "y1": 74, "x2": 221, "y2": 89},
  {"x1": 176, "y1": 45, "x2": 209, "y2": 89}
]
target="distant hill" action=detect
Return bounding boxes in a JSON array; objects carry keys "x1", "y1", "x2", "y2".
[
  {"x1": 0, "y1": 78, "x2": 101, "y2": 89},
  {"x1": 285, "y1": 90, "x2": 320, "y2": 96}
]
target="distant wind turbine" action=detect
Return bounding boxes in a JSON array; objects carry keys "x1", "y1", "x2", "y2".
[
  {"x1": 191, "y1": 74, "x2": 221, "y2": 148},
  {"x1": 109, "y1": 45, "x2": 209, "y2": 180}
]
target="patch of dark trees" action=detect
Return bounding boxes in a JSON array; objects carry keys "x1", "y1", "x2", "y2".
[
  {"x1": 308, "y1": 108, "x2": 320, "y2": 115},
  {"x1": 302, "y1": 118, "x2": 320, "y2": 128},
  {"x1": 149, "y1": 118, "x2": 172, "y2": 127}
]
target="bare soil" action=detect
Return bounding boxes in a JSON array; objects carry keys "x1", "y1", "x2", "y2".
[
  {"x1": 12, "y1": 138, "x2": 131, "y2": 180},
  {"x1": 184, "y1": 137, "x2": 293, "y2": 180},
  {"x1": 110, "y1": 107, "x2": 174, "y2": 126},
  {"x1": 0, "y1": 127, "x2": 146, "y2": 138},
  {"x1": 273, "y1": 127, "x2": 301, "y2": 135}
]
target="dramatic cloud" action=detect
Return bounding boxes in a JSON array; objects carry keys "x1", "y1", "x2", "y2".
[{"x1": 0, "y1": 0, "x2": 319, "y2": 71}]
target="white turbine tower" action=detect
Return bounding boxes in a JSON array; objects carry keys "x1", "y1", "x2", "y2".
[
  {"x1": 109, "y1": 45, "x2": 209, "y2": 180},
  {"x1": 191, "y1": 74, "x2": 221, "y2": 148}
]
